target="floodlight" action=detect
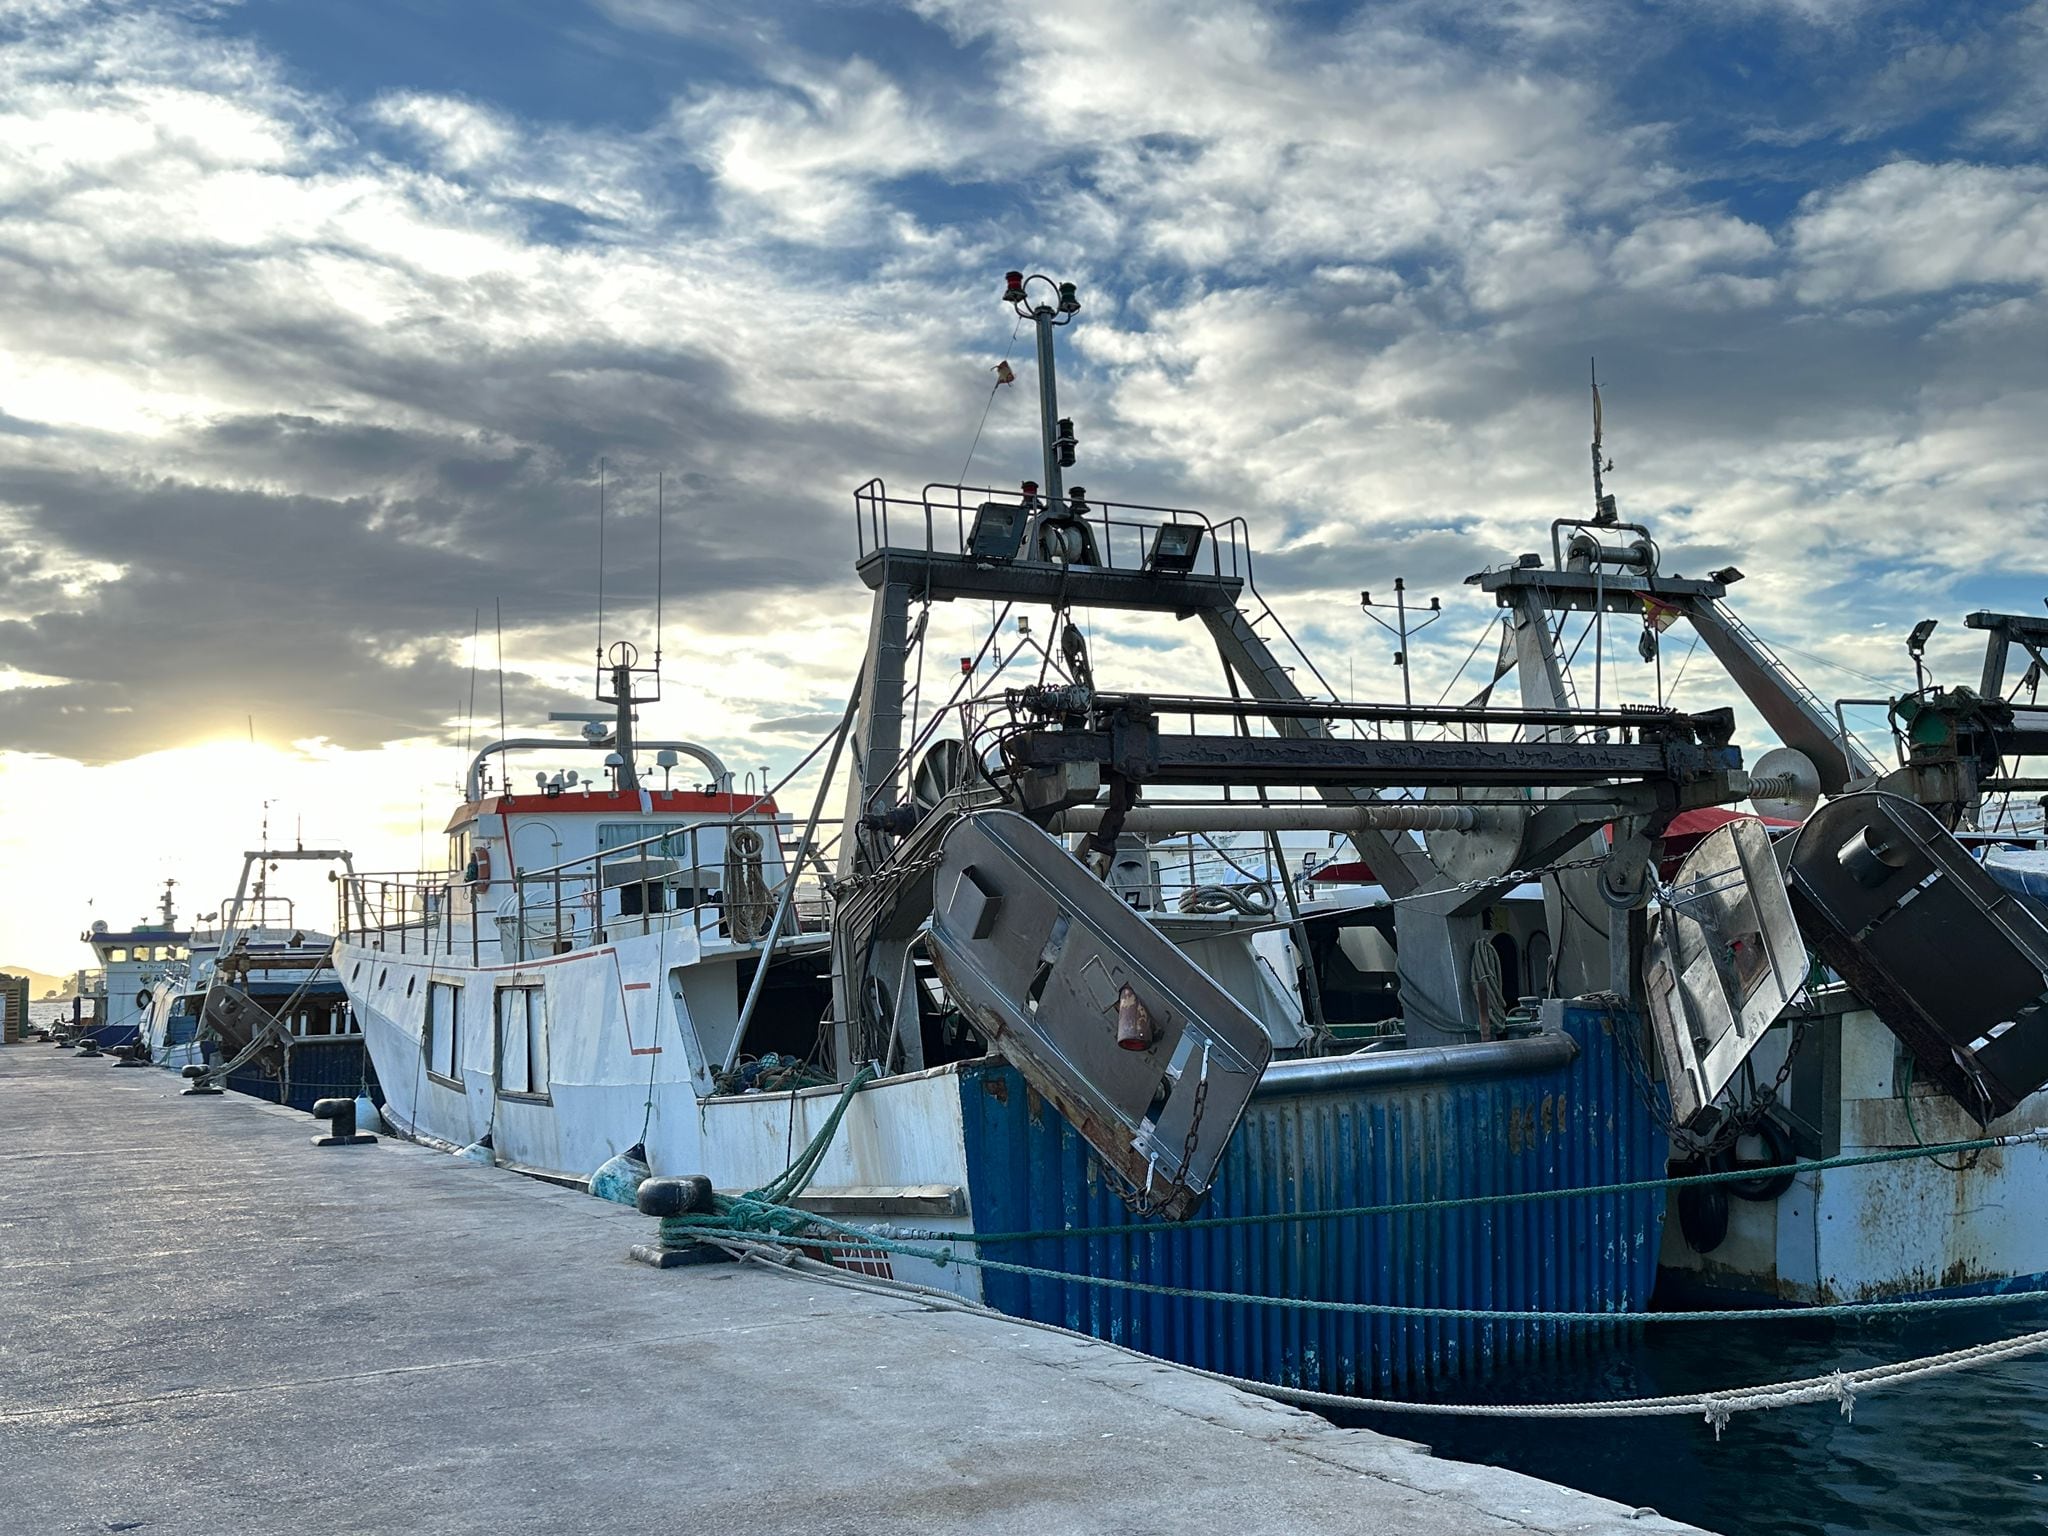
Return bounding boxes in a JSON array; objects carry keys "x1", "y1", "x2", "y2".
[
  {"x1": 1147, "y1": 522, "x2": 1205, "y2": 575},
  {"x1": 967, "y1": 499, "x2": 1031, "y2": 561}
]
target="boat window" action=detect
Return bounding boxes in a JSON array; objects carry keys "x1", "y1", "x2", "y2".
[
  {"x1": 495, "y1": 986, "x2": 549, "y2": 1098},
  {"x1": 425, "y1": 981, "x2": 462, "y2": 1083},
  {"x1": 107, "y1": 948, "x2": 128, "y2": 963},
  {"x1": 598, "y1": 822, "x2": 698, "y2": 859}
]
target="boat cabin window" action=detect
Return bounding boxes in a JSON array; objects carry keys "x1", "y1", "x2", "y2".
[
  {"x1": 106, "y1": 947, "x2": 128, "y2": 963},
  {"x1": 495, "y1": 986, "x2": 549, "y2": 1098},
  {"x1": 425, "y1": 981, "x2": 462, "y2": 1084}
]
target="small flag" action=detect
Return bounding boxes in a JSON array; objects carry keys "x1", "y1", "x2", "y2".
[
  {"x1": 993, "y1": 361, "x2": 1015, "y2": 385},
  {"x1": 1641, "y1": 594, "x2": 1681, "y2": 634}
]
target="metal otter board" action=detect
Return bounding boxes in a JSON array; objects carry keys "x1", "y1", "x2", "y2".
[
  {"x1": 1643, "y1": 816, "x2": 1806, "y2": 1126},
  {"x1": 1785, "y1": 791, "x2": 2048, "y2": 1122},
  {"x1": 927, "y1": 810, "x2": 1272, "y2": 1219}
]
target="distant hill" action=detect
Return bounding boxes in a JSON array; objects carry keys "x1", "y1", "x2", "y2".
[{"x1": 0, "y1": 965, "x2": 74, "y2": 999}]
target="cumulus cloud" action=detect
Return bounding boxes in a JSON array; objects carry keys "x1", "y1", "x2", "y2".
[
  {"x1": 1791, "y1": 160, "x2": 2048, "y2": 303},
  {"x1": 0, "y1": 0, "x2": 2043, "y2": 799}
]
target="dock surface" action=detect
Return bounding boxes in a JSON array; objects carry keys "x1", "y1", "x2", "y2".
[{"x1": 1, "y1": 1045, "x2": 1710, "y2": 1535}]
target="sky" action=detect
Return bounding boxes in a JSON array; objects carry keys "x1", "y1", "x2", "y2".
[{"x1": 2, "y1": 0, "x2": 2045, "y2": 974}]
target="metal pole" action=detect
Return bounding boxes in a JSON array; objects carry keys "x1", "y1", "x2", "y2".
[
  {"x1": 724, "y1": 670, "x2": 865, "y2": 1076},
  {"x1": 1033, "y1": 307, "x2": 1063, "y2": 507},
  {"x1": 1395, "y1": 577, "x2": 1412, "y2": 739}
]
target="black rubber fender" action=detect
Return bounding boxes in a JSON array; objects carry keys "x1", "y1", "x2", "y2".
[{"x1": 1727, "y1": 1115, "x2": 1798, "y2": 1203}]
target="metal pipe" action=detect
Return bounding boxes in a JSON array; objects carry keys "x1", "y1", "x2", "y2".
[
  {"x1": 724, "y1": 667, "x2": 866, "y2": 1077},
  {"x1": 1253, "y1": 1030, "x2": 1577, "y2": 1099},
  {"x1": 1050, "y1": 803, "x2": 1482, "y2": 835}
]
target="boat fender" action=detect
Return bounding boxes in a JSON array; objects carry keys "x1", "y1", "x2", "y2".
[
  {"x1": 1675, "y1": 1155, "x2": 1730, "y2": 1254},
  {"x1": 1727, "y1": 1116, "x2": 1798, "y2": 1203},
  {"x1": 457, "y1": 1132, "x2": 495, "y2": 1165},
  {"x1": 135, "y1": 988, "x2": 152, "y2": 1010},
  {"x1": 352, "y1": 1094, "x2": 385, "y2": 1137},
  {"x1": 637, "y1": 1175, "x2": 715, "y2": 1217},
  {"x1": 589, "y1": 1141, "x2": 653, "y2": 1206}
]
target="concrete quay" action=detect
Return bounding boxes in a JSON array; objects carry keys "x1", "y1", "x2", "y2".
[{"x1": 0, "y1": 1045, "x2": 1711, "y2": 1535}]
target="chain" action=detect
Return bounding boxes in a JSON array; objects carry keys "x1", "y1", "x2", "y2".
[{"x1": 1110, "y1": 1043, "x2": 1215, "y2": 1219}]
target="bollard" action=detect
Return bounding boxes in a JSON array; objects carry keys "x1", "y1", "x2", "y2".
[
  {"x1": 310, "y1": 1097, "x2": 378, "y2": 1147},
  {"x1": 180, "y1": 1065, "x2": 224, "y2": 1097},
  {"x1": 75, "y1": 1038, "x2": 103, "y2": 1058},
  {"x1": 629, "y1": 1175, "x2": 726, "y2": 1269},
  {"x1": 112, "y1": 1042, "x2": 150, "y2": 1068}
]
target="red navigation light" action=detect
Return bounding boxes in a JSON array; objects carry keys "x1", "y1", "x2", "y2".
[
  {"x1": 960, "y1": 656, "x2": 974, "y2": 675},
  {"x1": 1020, "y1": 480, "x2": 1038, "y2": 498},
  {"x1": 1002, "y1": 270, "x2": 1027, "y2": 303}
]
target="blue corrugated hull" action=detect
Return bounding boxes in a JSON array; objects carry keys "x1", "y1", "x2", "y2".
[
  {"x1": 958, "y1": 1005, "x2": 1668, "y2": 1395},
  {"x1": 225, "y1": 1038, "x2": 378, "y2": 1115}
]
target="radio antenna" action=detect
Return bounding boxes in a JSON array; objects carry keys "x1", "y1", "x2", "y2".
[
  {"x1": 495, "y1": 596, "x2": 509, "y2": 794},
  {"x1": 655, "y1": 470, "x2": 665, "y2": 669},
  {"x1": 1590, "y1": 358, "x2": 1616, "y2": 525},
  {"x1": 596, "y1": 457, "x2": 607, "y2": 669}
]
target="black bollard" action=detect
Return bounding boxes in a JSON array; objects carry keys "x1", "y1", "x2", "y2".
[
  {"x1": 310, "y1": 1097, "x2": 378, "y2": 1147},
  {"x1": 629, "y1": 1175, "x2": 725, "y2": 1269},
  {"x1": 180, "y1": 1064, "x2": 224, "y2": 1097},
  {"x1": 75, "y1": 1038, "x2": 102, "y2": 1058}
]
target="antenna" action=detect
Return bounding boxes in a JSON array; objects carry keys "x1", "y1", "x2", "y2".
[
  {"x1": 655, "y1": 470, "x2": 665, "y2": 668},
  {"x1": 463, "y1": 607, "x2": 480, "y2": 777},
  {"x1": 596, "y1": 457, "x2": 607, "y2": 671},
  {"x1": 496, "y1": 597, "x2": 509, "y2": 793},
  {"x1": 1590, "y1": 357, "x2": 1616, "y2": 525}
]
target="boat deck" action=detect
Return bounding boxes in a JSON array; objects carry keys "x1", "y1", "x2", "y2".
[{"x1": 0, "y1": 1044, "x2": 1711, "y2": 1535}]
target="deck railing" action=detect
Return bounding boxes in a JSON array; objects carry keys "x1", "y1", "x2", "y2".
[
  {"x1": 336, "y1": 815, "x2": 829, "y2": 966},
  {"x1": 854, "y1": 478, "x2": 1255, "y2": 585}
]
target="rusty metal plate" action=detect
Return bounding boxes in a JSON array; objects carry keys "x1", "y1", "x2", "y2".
[
  {"x1": 1644, "y1": 815, "x2": 1805, "y2": 1126},
  {"x1": 927, "y1": 809, "x2": 1272, "y2": 1219}
]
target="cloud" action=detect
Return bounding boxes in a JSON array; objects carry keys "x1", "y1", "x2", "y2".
[{"x1": 1791, "y1": 160, "x2": 2048, "y2": 303}]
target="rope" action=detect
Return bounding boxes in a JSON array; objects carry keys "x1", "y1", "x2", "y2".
[
  {"x1": 663, "y1": 1208, "x2": 2048, "y2": 1326},
  {"x1": 655, "y1": 1064, "x2": 878, "y2": 1248},
  {"x1": 1174, "y1": 881, "x2": 1276, "y2": 916},
  {"x1": 722, "y1": 826, "x2": 773, "y2": 944},
  {"x1": 719, "y1": 1241, "x2": 2048, "y2": 1438},
  {"x1": 866, "y1": 1125, "x2": 2048, "y2": 1249}
]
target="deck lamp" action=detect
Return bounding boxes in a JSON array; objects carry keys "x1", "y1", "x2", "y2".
[{"x1": 1146, "y1": 521, "x2": 1206, "y2": 575}]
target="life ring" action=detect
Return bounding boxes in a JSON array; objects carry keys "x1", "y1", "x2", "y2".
[
  {"x1": 470, "y1": 845, "x2": 493, "y2": 892},
  {"x1": 134, "y1": 988, "x2": 152, "y2": 1010}
]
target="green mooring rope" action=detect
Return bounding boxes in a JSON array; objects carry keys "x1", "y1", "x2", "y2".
[
  {"x1": 677, "y1": 1211, "x2": 2048, "y2": 1327},
  {"x1": 649, "y1": 1119, "x2": 2048, "y2": 1328},
  {"x1": 906, "y1": 1128, "x2": 2048, "y2": 1249},
  {"x1": 657, "y1": 1064, "x2": 878, "y2": 1249}
]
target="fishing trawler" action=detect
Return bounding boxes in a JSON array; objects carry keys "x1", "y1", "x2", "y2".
[
  {"x1": 1457, "y1": 386, "x2": 2048, "y2": 1307},
  {"x1": 331, "y1": 268, "x2": 1837, "y2": 1396},
  {"x1": 65, "y1": 882, "x2": 190, "y2": 1048},
  {"x1": 137, "y1": 848, "x2": 372, "y2": 1112}
]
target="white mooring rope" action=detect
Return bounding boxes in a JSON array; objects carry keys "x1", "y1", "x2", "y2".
[{"x1": 714, "y1": 1238, "x2": 2048, "y2": 1440}]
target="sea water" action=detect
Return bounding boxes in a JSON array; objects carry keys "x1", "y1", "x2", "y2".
[{"x1": 1340, "y1": 1298, "x2": 2048, "y2": 1535}]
